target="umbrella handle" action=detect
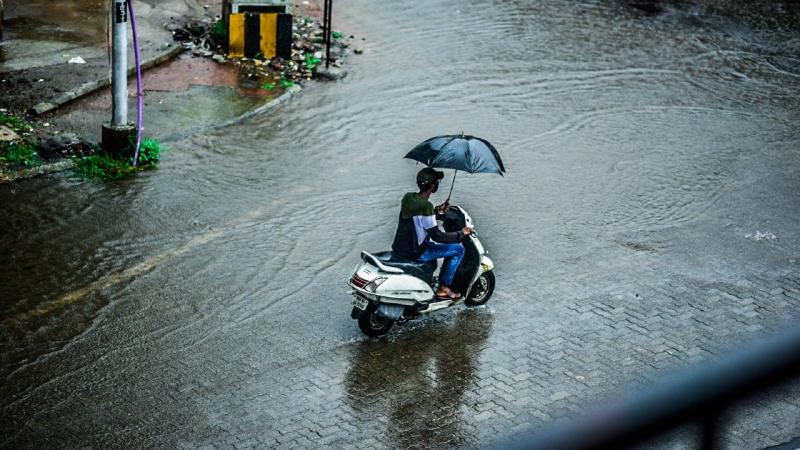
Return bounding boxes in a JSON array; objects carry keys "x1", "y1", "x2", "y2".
[{"x1": 447, "y1": 170, "x2": 457, "y2": 202}]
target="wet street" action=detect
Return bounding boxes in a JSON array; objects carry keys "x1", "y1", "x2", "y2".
[{"x1": 2, "y1": 0, "x2": 800, "y2": 448}]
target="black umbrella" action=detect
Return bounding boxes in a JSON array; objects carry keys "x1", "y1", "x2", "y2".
[{"x1": 405, "y1": 134, "x2": 505, "y2": 200}]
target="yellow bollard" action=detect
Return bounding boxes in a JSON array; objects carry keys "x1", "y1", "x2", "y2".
[
  {"x1": 260, "y1": 13, "x2": 278, "y2": 58},
  {"x1": 228, "y1": 13, "x2": 245, "y2": 58}
]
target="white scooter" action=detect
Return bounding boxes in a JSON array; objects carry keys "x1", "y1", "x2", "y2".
[{"x1": 347, "y1": 205, "x2": 496, "y2": 337}]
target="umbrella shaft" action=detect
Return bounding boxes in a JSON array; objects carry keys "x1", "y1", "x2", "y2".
[{"x1": 447, "y1": 170, "x2": 457, "y2": 201}]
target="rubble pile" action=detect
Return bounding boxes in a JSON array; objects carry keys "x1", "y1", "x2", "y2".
[{"x1": 166, "y1": 15, "x2": 358, "y2": 84}]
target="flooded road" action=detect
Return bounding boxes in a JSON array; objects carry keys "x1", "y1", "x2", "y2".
[{"x1": 2, "y1": 0, "x2": 800, "y2": 448}]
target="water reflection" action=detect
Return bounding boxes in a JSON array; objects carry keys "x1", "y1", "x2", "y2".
[{"x1": 345, "y1": 310, "x2": 493, "y2": 448}]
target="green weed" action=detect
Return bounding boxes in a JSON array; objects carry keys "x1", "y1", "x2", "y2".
[
  {"x1": 132, "y1": 136, "x2": 162, "y2": 167},
  {"x1": 0, "y1": 114, "x2": 40, "y2": 169},
  {"x1": 0, "y1": 113, "x2": 34, "y2": 133},
  {"x1": 0, "y1": 142, "x2": 40, "y2": 167},
  {"x1": 72, "y1": 153, "x2": 136, "y2": 180},
  {"x1": 72, "y1": 136, "x2": 163, "y2": 181}
]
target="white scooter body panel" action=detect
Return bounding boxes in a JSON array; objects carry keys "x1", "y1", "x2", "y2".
[
  {"x1": 481, "y1": 255, "x2": 494, "y2": 272},
  {"x1": 352, "y1": 261, "x2": 379, "y2": 283},
  {"x1": 374, "y1": 275, "x2": 434, "y2": 303},
  {"x1": 349, "y1": 261, "x2": 434, "y2": 304}
]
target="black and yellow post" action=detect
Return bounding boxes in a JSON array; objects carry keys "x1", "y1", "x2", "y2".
[
  {"x1": 228, "y1": 12, "x2": 292, "y2": 59},
  {"x1": 275, "y1": 14, "x2": 292, "y2": 59}
]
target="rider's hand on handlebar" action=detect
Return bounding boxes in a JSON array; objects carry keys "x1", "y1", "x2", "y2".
[{"x1": 462, "y1": 226, "x2": 474, "y2": 236}]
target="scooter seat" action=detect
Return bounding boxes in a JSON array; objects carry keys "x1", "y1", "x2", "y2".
[{"x1": 372, "y1": 251, "x2": 437, "y2": 284}]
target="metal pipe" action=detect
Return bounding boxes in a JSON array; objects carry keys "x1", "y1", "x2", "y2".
[
  {"x1": 111, "y1": 0, "x2": 128, "y2": 126},
  {"x1": 322, "y1": 0, "x2": 328, "y2": 43},
  {"x1": 325, "y1": 0, "x2": 332, "y2": 68},
  {"x1": 127, "y1": 0, "x2": 143, "y2": 166}
]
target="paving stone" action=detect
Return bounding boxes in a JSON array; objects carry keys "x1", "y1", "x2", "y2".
[{"x1": 4, "y1": 265, "x2": 800, "y2": 450}]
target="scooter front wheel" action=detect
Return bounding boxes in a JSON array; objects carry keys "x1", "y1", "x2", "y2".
[
  {"x1": 358, "y1": 302, "x2": 395, "y2": 337},
  {"x1": 465, "y1": 271, "x2": 495, "y2": 306}
]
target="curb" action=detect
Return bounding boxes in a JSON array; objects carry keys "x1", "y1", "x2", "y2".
[
  {"x1": 159, "y1": 84, "x2": 304, "y2": 143},
  {"x1": 30, "y1": 45, "x2": 186, "y2": 116},
  {"x1": 220, "y1": 84, "x2": 304, "y2": 127},
  {"x1": 0, "y1": 160, "x2": 74, "y2": 184}
]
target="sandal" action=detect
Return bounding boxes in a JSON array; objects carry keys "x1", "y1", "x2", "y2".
[{"x1": 435, "y1": 286, "x2": 461, "y2": 300}]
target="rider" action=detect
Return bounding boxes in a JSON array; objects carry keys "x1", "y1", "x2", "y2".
[{"x1": 391, "y1": 167, "x2": 474, "y2": 299}]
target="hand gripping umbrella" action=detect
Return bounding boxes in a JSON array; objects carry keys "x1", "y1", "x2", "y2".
[{"x1": 405, "y1": 134, "x2": 505, "y2": 201}]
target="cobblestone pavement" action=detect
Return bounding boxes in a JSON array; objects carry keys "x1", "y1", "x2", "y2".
[
  {"x1": 3, "y1": 0, "x2": 800, "y2": 448},
  {"x1": 3, "y1": 253, "x2": 799, "y2": 449}
]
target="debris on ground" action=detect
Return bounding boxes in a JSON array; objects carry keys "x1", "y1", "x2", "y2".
[
  {"x1": 165, "y1": 14, "x2": 357, "y2": 84},
  {"x1": 0, "y1": 8, "x2": 362, "y2": 182}
]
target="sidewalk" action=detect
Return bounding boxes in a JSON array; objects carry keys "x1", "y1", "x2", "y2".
[
  {"x1": 0, "y1": 0, "x2": 351, "y2": 182},
  {"x1": 0, "y1": 0, "x2": 210, "y2": 115}
]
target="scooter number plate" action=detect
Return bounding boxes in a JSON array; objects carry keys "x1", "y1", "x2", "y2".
[{"x1": 352, "y1": 296, "x2": 369, "y2": 311}]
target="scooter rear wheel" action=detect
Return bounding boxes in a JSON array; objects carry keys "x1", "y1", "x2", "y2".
[
  {"x1": 465, "y1": 271, "x2": 495, "y2": 306},
  {"x1": 358, "y1": 302, "x2": 395, "y2": 337}
]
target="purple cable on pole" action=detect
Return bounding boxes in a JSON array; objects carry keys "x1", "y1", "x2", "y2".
[{"x1": 127, "y1": 0, "x2": 144, "y2": 167}]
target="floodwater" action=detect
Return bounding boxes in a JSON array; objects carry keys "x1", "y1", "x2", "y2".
[{"x1": 2, "y1": 0, "x2": 800, "y2": 448}]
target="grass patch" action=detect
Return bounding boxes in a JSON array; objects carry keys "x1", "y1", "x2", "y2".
[
  {"x1": 72, "y1": 137, "x2": 163, "y2": 181},
  {"x1": 72, "y1": 152, "x2": 137, "y2": 180},
  {"x1": 0, "y1": 113, "x2": 34, "y2": 133},
  {"x1": 0, "y1": 142, "x2": 40, "y2": 167},
  {"x1": 0, "y1": 113, "x2": 40, "y2": 169}
]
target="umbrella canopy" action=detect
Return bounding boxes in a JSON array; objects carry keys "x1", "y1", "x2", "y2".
[
  {"x1": 404, "y1": 134, "x2": 505, "y2": 175},
  {"x1": 405, "y1": 134, "x2": 505, "y2": 201}
]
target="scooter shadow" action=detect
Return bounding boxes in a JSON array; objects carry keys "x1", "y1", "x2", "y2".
[{"x1": 344, "y1": 309, "x2": 494, "y2": 449}]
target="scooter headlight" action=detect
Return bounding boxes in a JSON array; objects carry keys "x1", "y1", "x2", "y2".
[{"x1": 364, "y1": 277, "x2": 388, "y2": 293}]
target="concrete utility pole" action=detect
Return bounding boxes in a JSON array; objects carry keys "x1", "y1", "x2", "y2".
[{"x1": 102, "y1": 0, "x2": 135, "y2": 157}]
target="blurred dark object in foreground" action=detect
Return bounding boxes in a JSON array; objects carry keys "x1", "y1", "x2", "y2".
[
  {"x1": 628, "y1": 1, "x2": 664, "y2": 15},
  {"x1": 494, "y1": 325, "x2": 800, "y2": 450}
]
